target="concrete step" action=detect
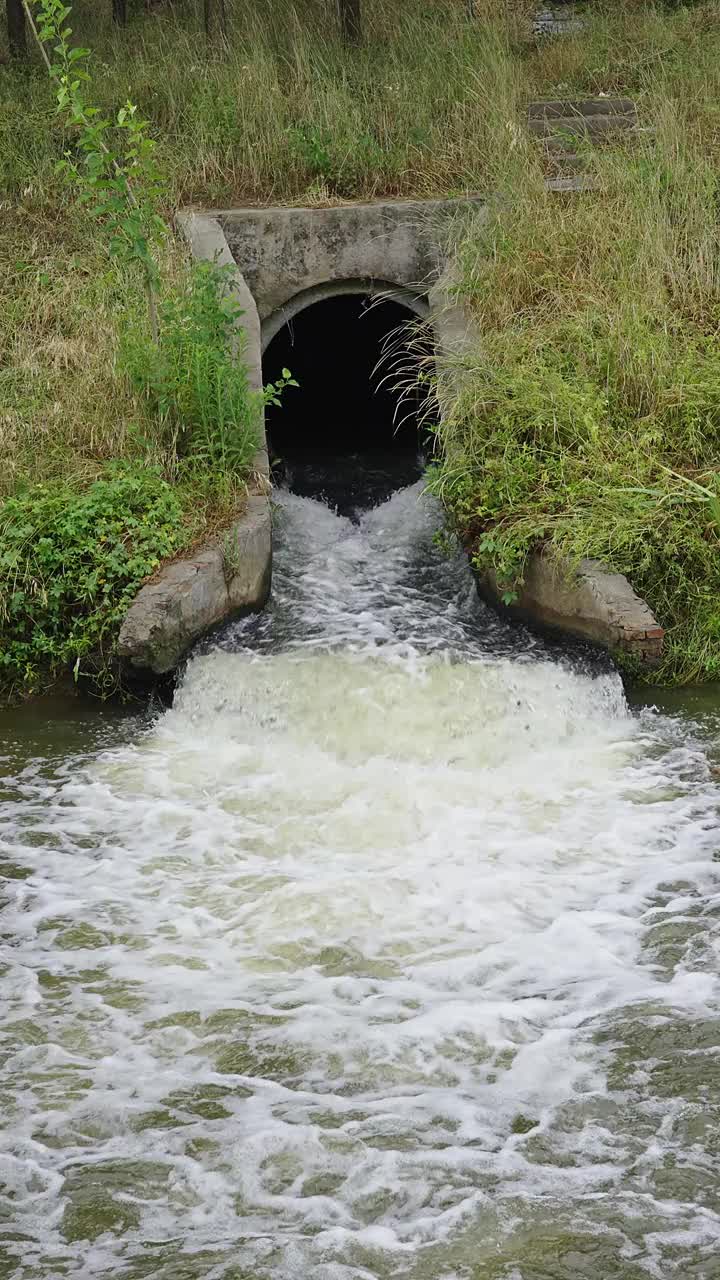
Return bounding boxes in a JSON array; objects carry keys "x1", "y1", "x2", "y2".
[
  {"x1": 544, "y1": 174, "x2": 601, "y2": 193},
  {"x1": 533, "y1": 8, "x2": 585, "y2": 38},
  {"x1": 528, "y1": 95, "x2": 645, "y2": 191},
  {"x1": 544, "y1": 152, "x2": 587, "y2": 173},
  {"x1": 528, "y1": 113, "x2": 639, "y2": 139},
  {"x1": 528, "y1": 97, "x2": 637, "y2": 120}
]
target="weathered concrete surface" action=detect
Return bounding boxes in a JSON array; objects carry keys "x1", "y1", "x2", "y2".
[
  {"x1": 477, "y1": 554, "x2": 664, "y2": 666},
  {"x1": 118, "y1": 496, "x2": 271, "y2": 675},
  {"x1": 118, "y1": 215, "x2": 272, "y2": 677},
  {"x1": 428, "y1": 270, "x2": 476, "y2": 410},
  {"x1": 532, "y1": 6, "x2": 585, "y2": 37},
  {"x1": 176, "y1": 210, "x2": 263, "y2": 392},
  {"x1": 220, "y1": 197, "x2": 485, "y2": 321},
  {"x1": 429, "y1": 276, "x2": 665, "y2": 667}
]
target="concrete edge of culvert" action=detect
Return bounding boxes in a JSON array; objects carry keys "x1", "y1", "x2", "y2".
[
  {"x1": 428, "y1": 273, "x2": 665, "y2": 670},
  {"x1": 117, "y1": 212, "x2": 272, "y2": 680},
  {"x1": 118, "y1": 195, "x2": 475, "y2": 680},
  {"x1": 475, "y1": 555, "x2": 665, "y2": 669},
  {"x1": 118, "y1": 198, "x2": 661, "y2": 681},
  {"x1": 117, "y1": 494, "x2": 272, "y2": 677},
  {"x1": 218, "y1": 195, "x2": 486, "y2": 321},
  {"x1": 175, "y1": 210, "x2": 269, "y2": 477},
  {"x1": 261, "y1": 279, "x2": 430, "y2": 352}
]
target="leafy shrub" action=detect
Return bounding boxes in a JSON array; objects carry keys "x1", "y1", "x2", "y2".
[
  {"x1": 0, "y1": 465, "x2": 186, "y2": 699},
  {"x1": 122, "y1": 260, "x2": 295, "y2": 479},
  {"x1": 287, "y1": 124, "x2": 334, "y2": 182},
  {"x1": 286, "y1": 122, "x2": 386, "y2": 196},
  {"x1": 122, "y1": 261, "x2": 262, "y2": 477},
  {"x1": 430, "y1": 334, "x2": 720, "y2": 681}
]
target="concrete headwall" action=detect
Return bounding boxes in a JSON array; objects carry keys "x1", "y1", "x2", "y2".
[
  {"x1": 119, "y1": 199, "x2": 664, "y2": 679},
  {"x1": 220, "y1": 198, "x2": 484, "y2": 320},
  {"x1": 118, "y1": 200, "x2": 480, "y2": 680}
]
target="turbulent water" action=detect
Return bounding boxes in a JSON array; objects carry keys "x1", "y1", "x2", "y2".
[{"x1": 2, "y1": 483, "x2": 720, "y2": 1280}]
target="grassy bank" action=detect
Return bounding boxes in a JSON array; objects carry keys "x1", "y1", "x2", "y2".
[
  {"x1": 3, "y1": 0, "x2": 720, "y2": 690},
  {"x1": 429, "y1": 2, "x2": 720, "y2": 683}
]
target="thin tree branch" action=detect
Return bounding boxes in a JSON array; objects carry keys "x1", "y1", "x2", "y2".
[
  {"x1": 22, "y1": 0, "x2": 160, "y2": 343},
  {"x1": 21, "y1": 0, "x2": 51, "y2": 71}
]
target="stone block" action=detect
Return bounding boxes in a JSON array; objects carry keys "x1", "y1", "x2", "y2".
[{"x1": 118, "y1": 496, "x2": 271, "y2": 675}]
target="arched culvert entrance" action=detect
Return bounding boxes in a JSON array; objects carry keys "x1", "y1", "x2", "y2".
[{"x1": 262, "y1": 282, "x2": 433, "y2": 514}]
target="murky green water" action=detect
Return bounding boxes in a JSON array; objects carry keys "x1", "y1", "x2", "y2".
[{"x1": 2, "y1": 486, "x2": 720, "y2": 1280}]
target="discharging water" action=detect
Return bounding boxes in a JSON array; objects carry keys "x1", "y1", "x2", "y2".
[{"x1": 2, "y1": 483, "x2": 720, "y2": 1280}]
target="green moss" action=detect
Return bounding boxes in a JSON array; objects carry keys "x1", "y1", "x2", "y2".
[{"x1": 510, "y1": 1113, "x2": 539, "y2": 1135}]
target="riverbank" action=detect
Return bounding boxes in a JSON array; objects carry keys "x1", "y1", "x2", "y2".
[
  {"x1": 3, "y1": 0, "x2": 720, "y2": 695},
  {"x1": 429, "y1": 4, "x2": 720, "y2": 682}
]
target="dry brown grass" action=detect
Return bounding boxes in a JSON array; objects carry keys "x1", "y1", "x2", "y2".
[{"x1": 3, "y1": 0, "x2": 720, "y2": 498}]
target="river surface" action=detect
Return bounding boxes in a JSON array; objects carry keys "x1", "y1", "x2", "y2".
[{"x1": 2, "y1": 483, "x2": 720, "y2": 1280}]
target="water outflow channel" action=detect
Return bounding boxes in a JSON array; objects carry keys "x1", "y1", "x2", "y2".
[{"x1": 3, "y1": 483, "x2": 720, "y2": 1280}]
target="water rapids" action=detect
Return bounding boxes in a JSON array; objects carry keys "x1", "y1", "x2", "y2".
[{"x1": 2, "y1": 483, "x2": 720, "y2": 1279}]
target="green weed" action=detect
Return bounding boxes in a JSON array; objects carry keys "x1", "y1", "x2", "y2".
[
  {"x1": 121, "y1": 260, "x2": 265, "y2": 479},
  {"x1": 431, "y1": 57, "x2": 720, "y2": 684},
  {"x1": 0, "y1": 463, "x2": 187, "y2": 699}
]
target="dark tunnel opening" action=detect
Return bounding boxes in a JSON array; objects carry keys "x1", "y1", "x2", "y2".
[{"x1": 263, "y1": 293, "x2": 434, "y2": 514}]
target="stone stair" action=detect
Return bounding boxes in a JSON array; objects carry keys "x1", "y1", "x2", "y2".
[
  {"x1": 529, "y1": 97, "x2": 644, "y2": 192},
  {"x1": 532, "y1": 5, "x2": 585, "y2": 39}
]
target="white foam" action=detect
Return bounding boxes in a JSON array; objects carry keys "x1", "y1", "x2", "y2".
[{"x1": 2, "y1": 486, "x2": 720, "y2": 1278}]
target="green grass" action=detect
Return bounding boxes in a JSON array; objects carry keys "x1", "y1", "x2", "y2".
[
  {"x1": 0, "y1": 464, "x2": 188, "y2": 700},
  {"x1": 2, "y1": 0, "x2": 531, "y2": 206},
  {"x1": 429, "y1": 2, "x2": 720, "y2": 683},
  {"x1": 3, "y1": 0, "x2": 720, "y2": 686}
]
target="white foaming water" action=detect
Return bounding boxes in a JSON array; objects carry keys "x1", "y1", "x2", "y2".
[{"x1": 2, "y1": 484, "x2": 720, "y2": 1280}]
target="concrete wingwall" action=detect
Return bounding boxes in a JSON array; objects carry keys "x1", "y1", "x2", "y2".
[
  {"x1": 176, "y1": 210, "x2": 269, "y2": 482},
  {"x1": 117, "y1": 212, "x2": 272, "y2": 678},
  {"x1": 429, "y1": 271, "x2": 665, "y2": 668}
]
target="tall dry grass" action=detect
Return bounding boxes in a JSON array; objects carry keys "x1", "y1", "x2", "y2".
[{"x1": 0, "y1": 0, "x2": 531, "y2": 492}]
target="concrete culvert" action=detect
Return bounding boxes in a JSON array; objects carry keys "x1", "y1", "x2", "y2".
[{"x1": 262, "y1": 287, "x2": 434, "y2": 514}]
